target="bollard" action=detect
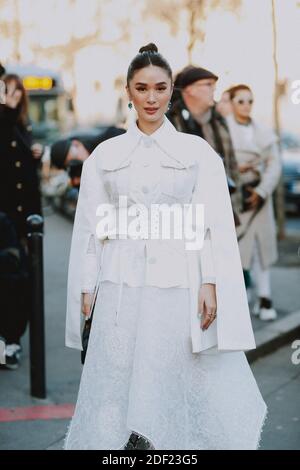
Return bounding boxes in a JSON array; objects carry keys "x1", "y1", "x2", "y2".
[{"x1": 27, "y1": 214, "x2": 46, "y2": 399}]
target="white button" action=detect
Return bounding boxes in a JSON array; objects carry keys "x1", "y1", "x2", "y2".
[
  {"x1": 148, "y1": 257, "x2": 156, "y2": 264},
  {"x1": 142, "y1": 186, "x2": 149, "y2": 194}
]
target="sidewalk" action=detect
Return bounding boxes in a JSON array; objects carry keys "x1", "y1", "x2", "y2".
[
  {"x1": 0, "y1": 211, "x2": 299, "y2": 450},
  {"x1": 247, "y1": 225, "x2": 300, "y2": 362}
]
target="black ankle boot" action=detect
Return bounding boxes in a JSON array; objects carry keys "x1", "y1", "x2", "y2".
[{"x1": 259, "y1": 297, "x2": 272, "y2": 309}]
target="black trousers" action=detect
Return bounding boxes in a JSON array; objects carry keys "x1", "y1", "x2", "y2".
[{"x1": 0, "y1": 250, "x2": 31, "y2": 344}]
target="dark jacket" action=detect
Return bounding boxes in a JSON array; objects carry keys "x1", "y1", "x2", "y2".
[
  {"x1": 0, "y1": 105, "x2": 41, "y2": 238},
  {"x1": 0, "y1": 211, "x2": 30, "y2": 343},
  {"x1": 167, "y1": 98, "x2": 242, "y2": 221}
]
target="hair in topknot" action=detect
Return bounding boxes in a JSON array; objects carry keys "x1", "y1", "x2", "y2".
[
  {"x1": 226, "y1": 84, "x2": 252, "y2": 100},
  {"x1": 139, "y1": 43, "x2": 158, "y2": 54},
  {"x1": 127, "y1": 43, "x2": 172, "y2": 85}
]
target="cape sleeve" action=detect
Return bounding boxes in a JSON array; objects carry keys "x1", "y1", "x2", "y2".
[
  {"x1": 200, "y1": 228, "x2": 216, "y2": 285},
  {"x1": 255, "y1": 140, "x2": 281, "y2": 199},
  {"x1": 65, "y1": 148, "x2": 109, "y2": 350},
  {"x1": 193, "y1": 138, "x2": 256, "y2": 350}
]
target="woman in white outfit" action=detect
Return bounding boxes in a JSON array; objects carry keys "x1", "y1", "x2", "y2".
[
  {"x1": 226, "y1": 84, "x2": 281, "y2": 321},
  {"x1": 63, "y1": 44, "x2": 267, "y2": 450}
]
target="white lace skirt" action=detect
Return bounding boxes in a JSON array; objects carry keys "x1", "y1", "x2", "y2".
[{"x1": 63, "y1": 280, "x2": 267, "y2": 450}]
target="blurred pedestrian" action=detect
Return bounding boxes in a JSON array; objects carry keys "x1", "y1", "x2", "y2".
[
  {"x1": 167, "y1": 65, "x2": 242, "y2": 225},
  {"x1": 0, "y1": 74, "x2": 43, "y2": 367},
  {"x1": 226, "y1": 84, "x2": 281, "y2": 321},
  {"x1": 47, "y1": 127, "x2": 126, "y2": 217},
  {"x1": 0, "y1": 62, "x2": 5, "y2": 78},
  {"x1": 50, "y1": 127, "x2": 126, "y2": 172},
  {"x1": 0, "y1": 74, "x2": 42, "y2": 238}
]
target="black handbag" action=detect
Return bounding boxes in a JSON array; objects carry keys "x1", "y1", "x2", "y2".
[
  {"x1": 240, "y1": 179, "x2": 261, "y2": 213},
  {"x1": 81, "y1": 287, "x2": 99, "y2": 365}
]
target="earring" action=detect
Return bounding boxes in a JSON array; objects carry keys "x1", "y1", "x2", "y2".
[
  {"x1": 128, "y1": 102, "x2": 133, "y2": 109},
  {"x1": 167, "y1": 101, "x2": 171, "y2": 111}
]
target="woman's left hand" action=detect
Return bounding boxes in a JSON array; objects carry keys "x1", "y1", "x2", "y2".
[
  {"x1": 198, "y1": 284, "x2": 217, "y2": 331},
  {"x1": 244, "y1": 186, "x2": 265, "y2": 210}
]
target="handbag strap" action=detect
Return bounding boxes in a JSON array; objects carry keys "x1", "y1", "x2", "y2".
[
  {"x1": 237, "y1": 200, "x2": 265, "y2": 242},
  {"x1": 85, "y1": 242, "x2": 105, "y2": 322}
]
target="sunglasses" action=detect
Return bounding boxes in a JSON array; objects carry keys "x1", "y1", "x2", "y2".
[{"x1": 236, "y1": 99, "x2": 253, "y2": 105}]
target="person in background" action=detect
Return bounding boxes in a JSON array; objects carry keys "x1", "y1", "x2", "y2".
[
  {"x1": 216, "y1": 90, "x2": 233, "y2": 118},
  {"x1": 0, "y1": 74, "x2": 43, "y2": 238},
  {"x1": 0, "y1": 74, "x2": 43, "y2": 367},
  {"x1": 167, "y1": 65, "x2": 242, "y2": 226},
  {"x1": 226, "y1": 84, "x2": 281, "y2": 321},
  {"x1": 47, "y1": 127, "x2": 126, "y2": 217},
  {"x1": 50, "y1": 127, "x2": 126, "y2": 176},
  {"x1": 0, "y1": 62, "x2": 5, "y2": 78}
]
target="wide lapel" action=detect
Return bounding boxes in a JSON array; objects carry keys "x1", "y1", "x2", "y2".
[
  {"x1": 154, "y1": 117, "x2": 197, "y2": 169},
  {"x1": 97, "y1": 115, "x2": 197, "y2": 171}
]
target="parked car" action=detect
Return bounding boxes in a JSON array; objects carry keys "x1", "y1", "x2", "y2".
[{"x1": 281, "y1": 132, "x2": 300, "y2": 214}]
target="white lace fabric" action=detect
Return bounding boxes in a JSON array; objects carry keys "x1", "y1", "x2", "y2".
[{"x1": 64, "y1": 281, "x2": 267, "y2": 450}]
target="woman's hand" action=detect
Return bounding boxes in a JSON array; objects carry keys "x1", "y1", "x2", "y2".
[
  {"x1": 238, "y1": 163, "x2": 254, "y2": 173},
  {"x1": 198, "y1": 284, "x2": 217, "y2": 331},
  {"x1": 244, "y1": 186, "x2": 265, "y2": 210},
  {"x1": 31, "y1": 143, "x2": 44, "y2": 159},
  {"x1": 82, "y1": 292, "x2": 93, "y2": 317},
  {"x1": 5, "y1": 82, "x2": 22, "y2": 109}
]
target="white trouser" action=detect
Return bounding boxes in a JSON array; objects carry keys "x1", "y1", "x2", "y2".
[{"x1": 250, "y1": 237, "x2": 271, "y2": 299}]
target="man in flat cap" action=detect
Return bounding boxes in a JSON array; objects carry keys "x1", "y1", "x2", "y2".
[{"x1": 167, "y1": 65, "x2": 242, "y2": 225}]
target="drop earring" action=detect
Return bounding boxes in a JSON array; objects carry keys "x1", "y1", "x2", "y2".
[
  {"x1": 128, "y1": 101, "x2": 133, "y2": 109},
  {"x1": 167, "y1": 101, "x2": 171, "y2": 111}
]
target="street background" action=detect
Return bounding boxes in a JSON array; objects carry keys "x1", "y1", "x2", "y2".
[
  {"x1": 0, "y1": 209, "x2": 299, "y2": 450},
  {"x1": 0, "y1": 0, "x2": 300, "y2": 451}
]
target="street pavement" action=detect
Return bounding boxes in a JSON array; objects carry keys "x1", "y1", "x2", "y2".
[{"x1": 0, "y1": 210, "x2": 299, "y2": 450}]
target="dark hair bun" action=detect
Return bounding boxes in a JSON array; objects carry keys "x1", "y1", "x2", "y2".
[{"x1": 139, "y1": 43, "x2": 158, "y2": 54}]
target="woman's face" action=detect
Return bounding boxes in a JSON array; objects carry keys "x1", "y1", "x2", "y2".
[
  {"x1": 126, "y1": 65, "x2": 173, "y2": 125},
  {"x1": 5, "y1": 78, "x2": 23, "y2": 107},
  {"x1": 231, "y1": 89, "x2": 253, "y2": 121}
]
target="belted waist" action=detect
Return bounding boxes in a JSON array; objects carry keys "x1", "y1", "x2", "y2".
[{"x1": 97, "y1": 203, "x2": 190, "y2": 242}]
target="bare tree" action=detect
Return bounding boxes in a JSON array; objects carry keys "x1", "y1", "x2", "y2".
[
  {"x1": 30, "y1": 0, "x2": 132, "y2": 120},
  {"x1": 0, "y1": 0, "x2": 23, "y2": 62},
  {"x1": 271, "y1": 0, "x2": 285, "y2": 239},
  {"x1": 143, "y1": 0, "x2": 241, "y2": 63}
]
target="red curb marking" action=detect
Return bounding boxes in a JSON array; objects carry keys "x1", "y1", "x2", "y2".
[{"x1": 0, "y1": 404, "x2": 75, "y2": 423}]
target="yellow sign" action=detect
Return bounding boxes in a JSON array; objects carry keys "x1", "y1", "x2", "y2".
[{"x1": 23, "y1": 76, "x2": 53, "y2": 91}]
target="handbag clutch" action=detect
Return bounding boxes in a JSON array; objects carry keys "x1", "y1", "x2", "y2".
[{"x1": 81, "y1": 286, "x2": 99, "y2": 365}]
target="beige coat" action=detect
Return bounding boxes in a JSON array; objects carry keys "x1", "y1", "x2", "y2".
[{"x1": 226, "y1": 115, "x2": 282, "y2": 270}]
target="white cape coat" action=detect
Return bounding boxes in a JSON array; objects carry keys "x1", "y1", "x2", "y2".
[{"x1": 65, "y1": 117, "x2": 256, "y2": 353}]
